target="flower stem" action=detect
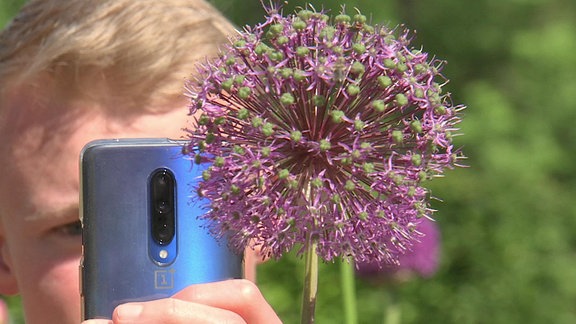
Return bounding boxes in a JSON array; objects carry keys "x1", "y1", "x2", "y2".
[
  {"x1": 301, "y1": 233, "x2": 318, "y2": 324},
  {"x1": 340, "y1": 259, "x2": 358, "y2": 324},
  {"x1": 383, "y1": 289, "x2": 401, "y2": 324}
]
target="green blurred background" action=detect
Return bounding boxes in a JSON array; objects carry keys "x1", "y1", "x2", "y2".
[{"x1": 2, "y1": 0, "x2": 575, "y2": 323}]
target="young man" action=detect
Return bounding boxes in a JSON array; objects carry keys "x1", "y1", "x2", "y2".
[{"x1": 0, "y1": 0, "x2": 280, "y2": 323}]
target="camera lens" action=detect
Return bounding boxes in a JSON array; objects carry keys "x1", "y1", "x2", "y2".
[
  {"x1": 150, "y1": 168, "x2": 175, "y2": 245},
  {"x1": 155, "y1": 199, "x2": 171, "y2": 213}
]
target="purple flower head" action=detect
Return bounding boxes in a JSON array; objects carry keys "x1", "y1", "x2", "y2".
[
  {"x1": 184, "y1": 5, "x2": 464, "y2": 265},
  {"x1": 356, "y1": 218, "x2": 440, "y2": 279}
]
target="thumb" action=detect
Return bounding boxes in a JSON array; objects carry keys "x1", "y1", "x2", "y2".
[{"x1": 0, "y1": 299, "x2": 10, "y2": 324}]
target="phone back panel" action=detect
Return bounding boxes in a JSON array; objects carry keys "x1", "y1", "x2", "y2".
[{"x1": 80, "y1": 138, "x2": 242, "y2": 320}]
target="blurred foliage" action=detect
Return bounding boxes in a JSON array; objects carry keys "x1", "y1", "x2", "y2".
[
  {"x1": 2, "y1": 0, "x2": 576, "y2": 323},
  {"x1": 210, "y1": 0, "x2": 576, "y2": 323}
]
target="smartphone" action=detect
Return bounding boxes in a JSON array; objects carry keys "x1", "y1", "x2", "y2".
[{"x1": 80, "y1": 138, "x2": 243, "y2": 320}]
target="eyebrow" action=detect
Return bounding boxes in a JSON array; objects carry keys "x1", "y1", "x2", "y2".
[{"x1": 25, "y1": 203, "x2": 80, "y2": 222}]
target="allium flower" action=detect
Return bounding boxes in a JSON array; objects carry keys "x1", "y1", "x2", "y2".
[
  {"x1": 356, "y1": 218, "x2": 440, "y2": 280},
  {"x1": 184, "y1": 5, "x2": 463, "y2": 267}
]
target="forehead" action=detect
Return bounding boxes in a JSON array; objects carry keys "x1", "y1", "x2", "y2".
[{"x1": 0, "y1": 85, "x2": 189, "y2": 221}]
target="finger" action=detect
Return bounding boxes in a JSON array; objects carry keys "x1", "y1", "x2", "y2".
[
  {"x1": 173, "y1": 279, "x2": 281, "y2": 324},
  {"x1": 243, "y1": 247, "x2": 258, "y2": 282},
  {"x1": 112, "y1": 299, "x2": 245, "y2": 324},
  {"x1": 82, "y1": 320, "x2": 112, "y2": 324},
  {"x1": 0, "y1": 299, "x2": 9, "y2": 324}
]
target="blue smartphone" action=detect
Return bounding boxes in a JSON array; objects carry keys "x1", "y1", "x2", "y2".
[{"x1": 80, "y1": 138, "x2": 243, "y2": 320}]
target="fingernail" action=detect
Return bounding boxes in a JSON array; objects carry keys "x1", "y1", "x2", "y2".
[{"x1": 116, "y1": 303, "x2": 144, "y2": 320}]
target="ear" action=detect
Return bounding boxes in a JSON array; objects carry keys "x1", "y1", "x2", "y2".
[{"x1": 0, "y1": 232, "x2": 18, "y2": 295}]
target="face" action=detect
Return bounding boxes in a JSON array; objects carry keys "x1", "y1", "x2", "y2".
[{"x1": 0, "y1": 86, "x2": 190, "y2": 324}]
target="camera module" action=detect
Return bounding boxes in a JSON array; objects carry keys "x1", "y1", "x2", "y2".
[{"x1": 150, "y1": 168, "x2": 175, "y2": 245}]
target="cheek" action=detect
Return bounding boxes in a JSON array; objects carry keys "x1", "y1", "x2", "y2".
[{"x1": 17, "y1": 251, "x2": 81, "y2": 323}]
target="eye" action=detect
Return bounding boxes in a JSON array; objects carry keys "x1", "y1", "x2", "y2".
[{"x1": 53, "y1": 220, "x2": 82, "y2": 237}]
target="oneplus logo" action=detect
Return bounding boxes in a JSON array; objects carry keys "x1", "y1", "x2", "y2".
[{"x1": 154, "y1": 269, "x2": 175, "y2": 289}]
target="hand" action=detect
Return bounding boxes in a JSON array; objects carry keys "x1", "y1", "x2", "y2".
[
  {"x1": 82, "y1": 279, "x2": 281, "y2": 324},
  {"x1": 0, "y1": 299, "x2": 9, "y2": 324}
]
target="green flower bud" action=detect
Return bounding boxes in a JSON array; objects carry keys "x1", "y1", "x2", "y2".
[
  {"x1": 311, "y1": 177, "x2": 323, "y2": 188},
  {"x1": 377, "y1": 76, "x2": 392, "y2": 88},
  {"x1": 395, "y1": 93, "x2": 408, "y2": 106},
  {"x1": 414, "y1": 64, "x2": 427, "y2": 74},
  {"x1": 278, "y1": 169, "x2": 290, "y2": 179},
  {"x1": 233, "y1": 145, "x2": 245, "y2": 155},
  {"x1": 341, "y1": 157, "x2": 352, "y2": 165},
  {"x1": 268, "y1": 24, "x2": 283, "y2": 36},
  {"x1": 360, "y1": 142, "x2": 372, "y2": 150},
  {"x1": 354, "y1": 119, "x2": 365, "y2": 131},
  {"x1": 392, "y1": 130, "x2": 403, "y2": 143},
  {"x1": 372, "y1": 99, "x2": 386, "y2": 112},
  {"x1": 198, "y1": 114, "x2": 210, "y2": 125},
  {"x1": 363, "y1": 24, "x2": 375, "y2": 33},
  {"x1": 251, "y1": 116, "x2": 263, "y2": 128},
  {"x1": 202, "y1": 170, "x2": 211, "y2": 181},
  {"x1": 280, "y1": 92, "x2": 295, "y2": 105},
  {"x1": 293, "y1": 69, "x2": 306, "y2": 82},
  {"x1": 335, "y1": 14, "x2": 351, "y2": 24},
  {"x1": 257, "y1": 176, "x2": 265, "y2": 188},
  {"x1": 383, "y1": 58, "x2": 396, "y2": 69},
  {"x1": 434, "y1": 105, "x2": 447, "y2": 115},
  {"x1": 255, "y1": 43, "x2": 269, "y2": 55},
  {"x1": 237, "y1": 108, "x2": 249, "y2": 120},
  {"x1": 418, "y1": 171, "x2": 428, "y2": 182},
  {"x1": 287, "y1": 179, "x2": 298, "y2": 190},
  {"x1": 313, "y1": 95, "x2": 326, "y2": 106},
  {"x1": 363, "y1": 162, "x2": 375, "y2": 174},
  {"x1": 222, "y1": 78, "x2": 234, "y2": 92},
  {"x1": 205, "y1": 132, "x2": 215, "y2": 144},
  {"x1": 396, "y1": 63, "x2": 407, "y2": 72},
  {"x1": 230, "y1": 184, "x2": 240, "y2": 195},
  {"x1": 352, "y1": 43, "x2": 366, "y2": 54},
  {"x1": 280, "y1": 68, "x2": 293, "y2": 79},
  {"x1": 296, "y1": 46, "x2": 310, "y2": 57},
  {"x1": 410, "y1": 120, "x2": 423, "y2": 133},
  {"x1": 238, "y1": 87, "x2": 251, "y2": 99},
  {"x1": 411, "y1": 154, "x2": 422, "y2": 166},
  {"x1": 298, "y1": 9, "x2": 313, "y2": 21},
  {"x1": 319, "y1": 139, "x2": 331, "y2": 151},
  {"x1": 268, "y1": 51, "x2": 284, "y2": 62},
  {"x1": 292, "y1": 19, "x2": 307, "y2": 31},
  {"x1": 330, "y1": 110, "x2": 345, "y2": 123},
  {"x1": 276, "y1": 36, "x2": 289, "y2": 45},
  {"x1": 351, "y1": 61, "x2": 365, "y2": 75},
  {"x1": 345, "y1": 180, "x2": 356, "y2": 191},
  {"x1": 261, "y1": 147, "x2": 271, "y2": 157},
  {"x1": 319, "y1": 26, "x2": 335, "y2": 40},
  {"x1": 262, "y1": 122, "x2": 274, "y2": 137},
  {"x1": 290, "y1": 130, "x2": 302, "y2": 142},
  {"x1": 214, "y1": 156, "x2": 225, "y2": 167},
  {"x1": 354, "y1": 14, "x2": 367, "y2": 25},
  {"x1": 331, "y1": 193, "x2": 341, "y2": 204},
  {"x1": 346, "y1": 84, "x2": 360, "y2": 96},
  {"x1": 414, "y1": 88, "x2": 425, "y2": 98},
  {"x1": 233, "y1": 40, "x2": 246, "y2": 48}
]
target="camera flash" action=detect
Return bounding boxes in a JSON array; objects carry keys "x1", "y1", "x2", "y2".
[{"x1": 159, "y1": 249, "x2": 169, "y2": 259}]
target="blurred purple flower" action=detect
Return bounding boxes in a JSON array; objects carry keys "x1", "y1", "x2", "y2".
[
  {"x1": 184, "y1": 6, "x2": 463, "y2": 265},
  {"x1": 356, "y1": 218, "x2": 440, "y2": 279}
]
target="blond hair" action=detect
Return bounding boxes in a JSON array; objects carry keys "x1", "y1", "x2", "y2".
[{"x1": 0, "y1": 0, "x2": 236, "y2": 109}]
